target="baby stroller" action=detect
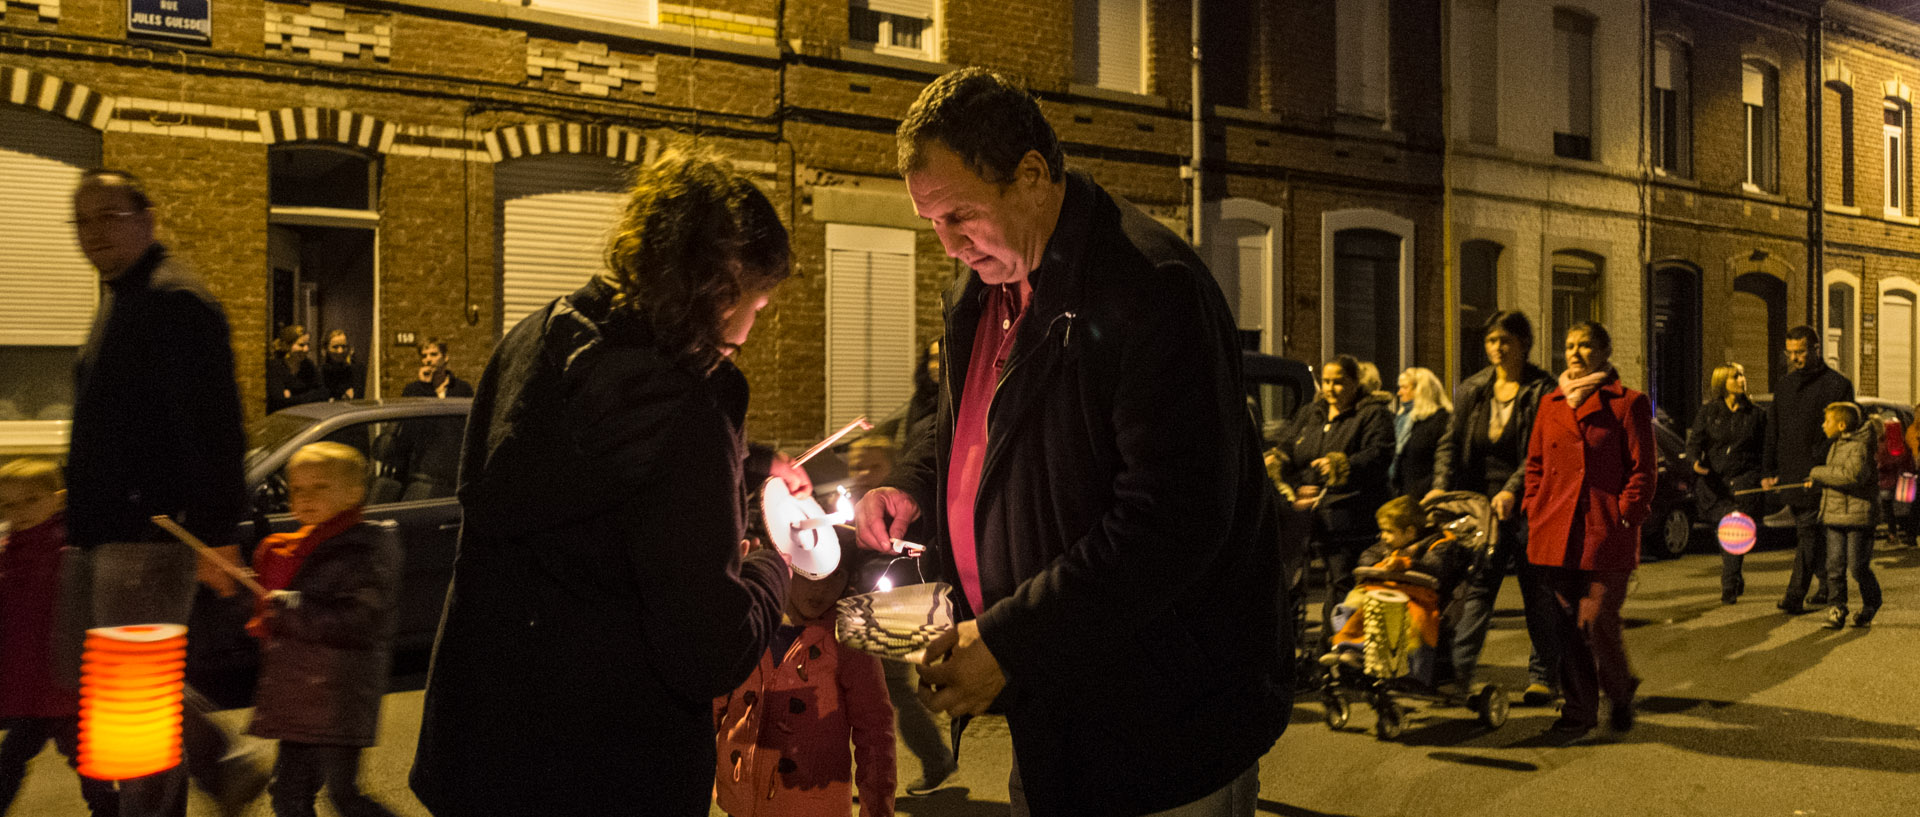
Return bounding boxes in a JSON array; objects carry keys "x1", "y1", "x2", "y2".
[{"x1": 1318, "y1": 491, "x2": 1510, "y2": 740}]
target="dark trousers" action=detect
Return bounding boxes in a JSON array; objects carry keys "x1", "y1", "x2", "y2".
[
  {"x1": 1317, "y1": 536, "x2": 1368, "y2": 646},
  {"x1": 0, "y1": 716, "x2": 119, "y2": 816},
  {"x1": 1541, "y1": 567, "x2": 1636, "y2": 725},
  {"x1": 1782, "y1": 512, "x2": 1832, "y2": 607},
  {"x1": 268, "y1": 742, "x2": 395, "y2": 817},
  {"x1": 1825, "y1": 526, "x2": 1883, "y2": 617},
  {"x1": 1450, "y1": 516, "x2": 1560, "y2": 687},
  {"x1": 1720, "y1": 552, "x2": 1747, "y2": 599}
]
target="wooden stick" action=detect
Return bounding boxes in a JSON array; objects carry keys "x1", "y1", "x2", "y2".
[
  {"x1": 793, "y1": 416, "x2": 873, "y2": 468},
  {"x1": 1732, "y1": 481, "x2": 1814, "y2": 497},
  {"x1": 150, "y1": 515, "x2": 269, "y2": 599}
]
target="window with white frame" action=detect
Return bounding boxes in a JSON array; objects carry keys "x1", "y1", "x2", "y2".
[
  {"x1": 825, "y1": 224, "x2": 917, "y2": 433},
  {"x1": 849, "y1": 0, "x2": 936, "y2": 60},
  {"x1": 1825, "y1": 272, "x2": 1860, "y2": 380},
  {"x1": 1553, "y1": 8, "x2": 1594, "y2": 160},
  {"x1": 0, "y1": 108, "x2": 101, "y2": 437},
  {"x1": 1073, "y1": 0, "x2": 1146, "y2": 94},
  {"x1": 528, "y1": 0, "x2": 658, "y2": 27},
  {"x1": 1886, "y1": 99, "x2": 1909, "y2": 217},
  {"x1": 1336, "y1": 0, "x2": 1389, "y2": 120},
  {"x1": 1881, "y1": 282, "x2": 1919, "y2": 404},
  {"x1": 1550, "y1": 250, "x2": 1603, "y2": 372},
  {"x1": 1652, "y1": 36, "x2": 1690, "y2": 176},
  {"x1": 1745, "y1": 61, "x2": 1778, "y2": 192}
]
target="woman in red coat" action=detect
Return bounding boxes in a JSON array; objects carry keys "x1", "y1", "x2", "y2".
[{"x1": 1523, "y1": 321, "x2": 1656, "y2": 738}]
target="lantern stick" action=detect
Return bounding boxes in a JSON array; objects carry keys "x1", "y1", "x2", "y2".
[
  {"x1": 149, "y1": 515, "x2": 269, "y2": 599},
  {"x1": 1731, "y1": 481, "x2": 1813, "y2": 497},
  {"x1": 793, "y1": 416, "x2": 873, "y2": 468}
]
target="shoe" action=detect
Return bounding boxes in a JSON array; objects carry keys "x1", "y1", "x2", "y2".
[
  {"x1": 1721, "y1": 593, "x2": 1739, "y2": 605},
  {"x1": 904, "y1": 759, "x2": 957, "y2": 795},
  {"x1": 1854, "y1": 610, "x2": 1876, "y2": 628},
  {"x1": 1546, "y1": 716, "x2": 1595, "y2": 740},
  {"x1": 1808, "y1": 592, "x2": 1829, "y2": 606},
  {"x1": 211, "y1": 740, "x2": 274, "y2": 817},
  {"x1": 1521, "y1": 683, "x2": 1557, "y2": 706},
  {"x1": 1777, "y1": 601, "x2": 1808, "y2": 615},
  {"x1": 1608, "y1": 678, "x2": 1640, "y2": 733},
  {"x1": 1822, "y1": 607, "x2": 1847, "y2": 630}
]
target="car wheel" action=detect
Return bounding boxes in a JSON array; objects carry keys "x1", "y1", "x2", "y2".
[{"x1": 1646, "y1": 507, "x2": 1692, "y2": 559}]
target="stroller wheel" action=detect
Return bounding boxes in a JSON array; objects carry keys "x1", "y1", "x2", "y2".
[
  {"x1": 1474, "y1": 683, "x2": 1510, "y2": 729},
  {"x1": 1323, "y1": 692, "x2": 1351, "y2": 730},
  {"x1": 1374, "y1": 697, "x2": 1404, "y2": 740}
]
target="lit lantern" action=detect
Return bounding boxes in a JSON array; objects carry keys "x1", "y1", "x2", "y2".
[
  {"x1": 1898, "y1": 473, "x2": 1918, "y2": 504},
  {"x1": 1717, "y1": 511, "x2": 1758, "y2": 556},
  {"x1": 79, "y1": 624, "x2": 187, "y2": 781}
]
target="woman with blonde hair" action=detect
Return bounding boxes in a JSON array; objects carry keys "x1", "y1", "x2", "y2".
[
  {"x1": 1391, "y1": 367, "x2": 1452, "y2": 500},
  {"x1": 1686, "y1": 362, "x2": 1768, "y2": 603}
]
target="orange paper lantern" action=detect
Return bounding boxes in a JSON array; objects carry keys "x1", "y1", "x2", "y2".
[{"x1": 78, "y1": 624, "x2": 187, "y2": 780}]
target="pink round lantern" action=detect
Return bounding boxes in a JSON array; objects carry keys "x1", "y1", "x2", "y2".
[{"x1": 1717, "y1": 511, "x2": 1757, "y2": 555}]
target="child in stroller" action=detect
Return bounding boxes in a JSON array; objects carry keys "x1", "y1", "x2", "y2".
[{"x1": 1318, "y1": 491, "x2": 1510, "y2": 739}]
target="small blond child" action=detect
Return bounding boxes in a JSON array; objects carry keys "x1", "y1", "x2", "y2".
[
  {"x1": 0, "y1": 459, "x2": 116, "y2": 816},
  {"x1": 1321, "y1": 496, "x2": 1454, "y2": 679},
  {"x1": 245, "y1": 442, "x2": 403, "y2": 817},
  {"x1": 714, "y1": 559, "x2": 895, "y2": 817},
  {"x1": 1809, "y1": 403, "x2": 1882, "y2": 629}
]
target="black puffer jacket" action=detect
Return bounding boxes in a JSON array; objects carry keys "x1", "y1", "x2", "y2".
[
  {"x1": 1431, "y1": 363, "x2": 1556, "y2": 499},
  {"x1": 886, "y1": 172, "x2": 1288, "y2": 817},
  {"x1": 1392, "y1": 408, "x2": 1451, "y2": 499},
  {"x1": 411, "y1": 278, "x2": 789, "y2": 817},
  {"x1": 1277, "y1": 393, "x2": 1396, "y2": 541},
  {"x1": 248, "y1": 520, "x2": 401, "y2": 746},
  {"x1": 1764, "y1": 360, "x2": 1855, "y2": 511}
]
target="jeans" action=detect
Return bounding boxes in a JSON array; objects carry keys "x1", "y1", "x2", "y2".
[
  {"x1": 882, "y1": 659, "x2": 953, "y2": 778},
  {"x1": 1010, "y1": 759, "x2": 1257, "y2": 817},
  {"x1": 268, "y1": 742, "x2": 397, "y2": 817},
  {"x1": 0, "y1": 716, "x2": 119, "y2": 816},
  {"x1": 1540, "y1": 567, "x2": 1635, "y2": 726},
  {"x1": 1824, "y1": 526, "x2": 1882, "y2": 617},
  {"x1": 1781, "y1": 511, "x2": 1831, "y2": 607},
  {"x1": 1450, "y1": 516, "x2": 1560, "y2": 688}
]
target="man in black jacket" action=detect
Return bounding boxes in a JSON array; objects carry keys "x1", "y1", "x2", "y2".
[
  {"x1": 65, "y1": 169, "x2": 260, "y2": 817},
  {"x1": 855, "y1": 69, "x2": 1289, "y2": 817},
  {"x1": 1763, "y1": 325, "x2": 1854, "y2": 613}
]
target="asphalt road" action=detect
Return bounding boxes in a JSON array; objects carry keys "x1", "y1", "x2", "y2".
[{"x1": 10, "y1": 538, "x2": 1918, "y2": 816}]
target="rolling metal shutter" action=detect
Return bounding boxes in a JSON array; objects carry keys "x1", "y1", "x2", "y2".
[
  {"x1": 0, "y1": 110, "x2": 100, "y2": 347},
  {"x1": 1075, "y1": 0, "x2": 1144, "y2": 93},
  {"x1": 495, "y1": 155, "x2": 628, "y2": 333},
  {"x1": 825, "y1": 224, "x2": 915, "y2": 433},
  {"x1": 1882, "y1": 290, "x2": 1916, "y2": 405}
]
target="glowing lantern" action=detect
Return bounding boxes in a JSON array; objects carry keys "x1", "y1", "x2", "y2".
[
  {"x1": 79, "y1": 624, "x2": 186, "y2": 781},
  {"x1": 1717, "y1": 512, "x2": 1757, "y2": 556},
  {"x1": 1898, "y1": 473, "x2": 1918, "y2": 504}
]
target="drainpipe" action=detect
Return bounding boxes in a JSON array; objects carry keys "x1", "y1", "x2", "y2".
[
  {"x1": 1190, "y1": 0, "x2": 1204, "y2": 250},
  {"x1": 1808, "y1": 1, "x2": 1826, "y2": 328}
]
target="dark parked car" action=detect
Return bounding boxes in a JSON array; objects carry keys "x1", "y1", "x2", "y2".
[
  {"x1": 1244, "y1": 351, "x2": 1315, "y2": 443},
  {"x1": 1645, "y1": 414, "x2": 1698, "y2": 560},
  {"x1": 189, "y1": 398, "x2": 469, "y2": 704}
]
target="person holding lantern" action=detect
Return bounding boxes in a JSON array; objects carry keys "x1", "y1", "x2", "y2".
[{"x1": 1686, "y1": 362, "x2": 1768, "y2": 604}]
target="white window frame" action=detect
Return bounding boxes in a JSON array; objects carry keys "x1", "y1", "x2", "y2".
[
  {"x1": 1651, "y1": 35, "x2": 1690, "y2": 177},
  {"x1": 527, "y1": 0, "x2": 659, "y2": 28},
  {"x1": 1887, "y1": 99, "x2": 1908, "y2": 218},
  {"x1": 824, "y1": 223, "x2": 917, "y2": 435},
  {"x1": 1320, "y1": 209, "x2": 1413, "y2": 373},
  {"x1": 849, "y1": 0, "x2": 940, "y2": 61},
  {"x1": 1212, "y1": 197, "x2": 1284, "y2": 355},
  {"x1": 1825, "y1": 270, "x2": 1862, "y2": 381},
  {"x1": 1878, "y1": 276, "x2": 1920, "y2": 404},
  {"x1": 1744, "y1": 60, "x2": 1778, "y2": 193}
]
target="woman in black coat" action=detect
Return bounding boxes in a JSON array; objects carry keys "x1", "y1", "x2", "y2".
[
  {"x1": 319, "y1": 329, "x2": 366, "y2": 400},
  {"x1": 266, "y1": 324, "x2": 328, "y2": 412},
  {"x1": 1392, "y1": 366, "x2": 1453, "y2": 499},
  {"x1": 1277, "y1": 354, "x2": 1396, "y2": 636},
  {"x1": 1686, "y1": 362, "x2": 1769, "y2": 604}
]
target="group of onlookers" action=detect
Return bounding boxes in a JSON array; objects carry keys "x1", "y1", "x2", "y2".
[{"x1": 265, "y1": 327, "x2": 470, "y2": 412}]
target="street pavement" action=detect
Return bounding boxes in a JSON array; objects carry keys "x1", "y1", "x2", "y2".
[{"x1": 9, "y1": 538, "x2": 1919, "y2": 816}]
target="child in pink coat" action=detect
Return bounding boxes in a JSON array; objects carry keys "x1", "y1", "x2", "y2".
[{"x1": 714, "y1": 560, "x2": 895, "y2": 817}]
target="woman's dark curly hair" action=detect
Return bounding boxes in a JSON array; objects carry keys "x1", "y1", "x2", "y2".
[{"x1": 601, "y1": 145, "x2": 790, "y2": 372}]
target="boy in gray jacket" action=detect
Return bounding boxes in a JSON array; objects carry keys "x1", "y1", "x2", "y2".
[{"x1": 1808, "y1": 403, "x2": 1882, "y2": 629}]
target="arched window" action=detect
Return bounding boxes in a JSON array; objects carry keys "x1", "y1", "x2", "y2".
[
  {"x1": 1744, "y1": 60, "x2": 1779, "y2": 192},
  {"x1": 1211, "y1": 198, "x2": 1283, "y2": 354},
  {"x1": 1880, "y1": 278, "x2": 1920, "y2": 404},
  {"x1": 1322, "y1": 210, "x2": 1412, "y2": 375},
  {"x1": 0, "y1": 107, "x2": 100, "y2": 431},
  {"x1": 1550, "y1": 250, "x2": 1603, "y2": 372},
  {"x1": 1826, "y1": 270, "x2": 1861, "y2": 381},
  {"x1": 1651, "y1": 36, "x2": 1691, "y2": 176},
  {"x1": 1459, "y1": 239, "x2": 1502, "y2": 377},
  {"x1": 493, "y1": 153, "x2": 629, "y2": 331}
]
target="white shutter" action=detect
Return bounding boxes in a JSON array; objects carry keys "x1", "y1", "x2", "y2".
[
  {"x1": 825, "y1": 224, "x2": 916, "y2": 433},
  {"x1": 1653, "y1": 41, "x2": 1674, "y2": 91},
  {"x1": 1743, "y1": 64, "x2": 1767, "y2": 106},
  {"x1": 0, "y1": 112, "x2": 101, "y2": 347},
  {"x1": 495, "y1": 155, "x2": 629, "y2": 332},
  {"x1": 1075, "y1": 0, "x2": 1143, "y2": 93},
  {"x1": 528, "y1": 0, "x2": 656, "y2": 25},
  {"x1": 1883, "y1": 291, "x2": 1916, "y2": 404},
  {"x1": 861, "y1": 0, "x2": 932, "y2": 19}
]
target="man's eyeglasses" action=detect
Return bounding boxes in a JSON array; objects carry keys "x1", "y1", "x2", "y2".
[{"x1": 67, "y1": 211, "x2": 140, "y2": 228}]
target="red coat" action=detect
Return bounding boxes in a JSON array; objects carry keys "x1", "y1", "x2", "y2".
[
  {"x1": 0, "y1": 512, "x2": 79, "y2": 718},
  {"x1": 1523, "y1": 377, "x2": 1657, "y2": 572},
  {"x1": 713, "y1": 622, "x2": 895, "y2": 817}
]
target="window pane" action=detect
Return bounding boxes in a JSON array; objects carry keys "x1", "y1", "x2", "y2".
[
  {"x1": 890, "y1": 13, "x2": 924, "y2": 48},
  {"x1": 1827, "y1": 283, "x2": 1854, "y2": 377},
  {"x1": 270, "y1": 147, "x2": 376, "y2": 210},
  {"x1": 1332, "y1": 229, "x2": 1401, "y2": 374}
]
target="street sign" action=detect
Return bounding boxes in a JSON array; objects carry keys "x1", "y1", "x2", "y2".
[{"x1": 128, "y1": 0, "x2": 211, "y2": 45}]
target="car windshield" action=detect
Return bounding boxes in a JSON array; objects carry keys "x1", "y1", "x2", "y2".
[{"x1": 245, "y1": 412, "x2": 319, "y2": 471}]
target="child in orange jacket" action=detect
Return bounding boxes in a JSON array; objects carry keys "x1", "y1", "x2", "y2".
[{"x1": 714, "y1": 558, "x2": 895, "y2": 817}]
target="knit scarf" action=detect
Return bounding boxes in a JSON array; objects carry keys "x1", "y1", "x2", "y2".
[
  {"x1": 1559, "y1": 366, "x2": 1614, "y2": 410},
  {"x1": 246, "y1": 507, "x2": 363, "y2": 638}
]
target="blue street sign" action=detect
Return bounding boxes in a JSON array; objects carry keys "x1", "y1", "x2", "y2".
[{"x1": 128, "y1": 0, "x2": 211, "y2": 44}]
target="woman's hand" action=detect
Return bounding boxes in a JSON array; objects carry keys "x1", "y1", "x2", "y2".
[
  {"x1": 1492, "y1": 490, "x2": 1517, "y2": 521},
  {"x1": 1310, "y1": 456, "x2": 1334, "y2": 477},
  {"x1": 767, "y1": 452, "x2": 812, "y2": 498}
]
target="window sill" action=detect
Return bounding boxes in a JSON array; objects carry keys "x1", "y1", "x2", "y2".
[
  {"x1": 1825, "y1": 203, "x2": 1864, "y2": 216},
  {"x1": 1066, "y1": 83, "x2": 1170, "y2": 111},
  {"x1": 1211, "y1": 104, "x2": 1282, "y2": 127},
  {"x1": 836, "y1": 45, "x2": 949, "y2": 77},
  {"x1": 1739, "y1": 183, "x2": 1787, "y2": 203},
  {"x1": 1887, "y1": 212, "x2": 1920, "y2": 226},
  {"x1": 0, "y1": 420, "x2": 69, "y2": 456},
  {"x1": 1651, "y1": 173, "x2": 1700, "y2": 190}
]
